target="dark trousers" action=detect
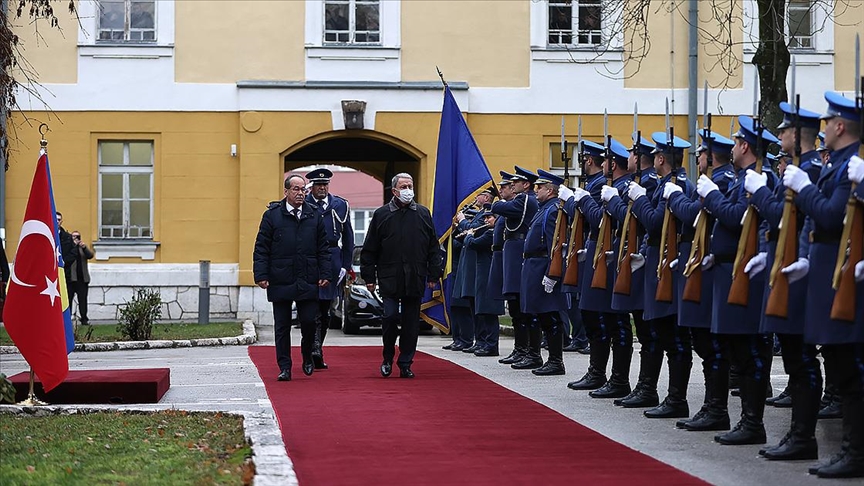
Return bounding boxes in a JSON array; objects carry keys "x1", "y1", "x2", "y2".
[
  {"x1": 653, "y1": 314, "x2": 692, "y2": 364},
  {"x1": 382, "y1": 295, "x2": 421, "y2": 366},
  {"x1": 719, "y1": 333, "x2": 773, "y2": 422},
  {"x1": 828, "y1": 343, "x2": 864, "y2": 401},
  {"x1": 778, "y1": 334, "x2": 822, "y2": 394},
  {"x1": 69, "y1": 281, "x2": 90, "y2": 323},
  {"x1": 273, "y1": 300, "x2": 317, "y2": 372},
  {"x1": 563, "y1": 304, "x2": 589, "y2": 347},
  {"x1": 508, "y1": 296, "x2": 529, "y2": 351},
  {"x1": 315, "y1": 299, "x2": 331, "y2": 346},
  {"x1": 450, "y1": 304, "x2": 474, "y2": 347},
  {"x1": 476, "y1": 314, "x2": 500, "y2": 350},
  {"x1": 467, "y1": 297, "x2": 484, "y2": 345}
]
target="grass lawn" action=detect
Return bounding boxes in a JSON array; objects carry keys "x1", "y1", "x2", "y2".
[
  {"x1": 0, "y1": 322, "x2": 244, "y2": 346},
  {"x1": 0, "y1": 410, "x2": 253, "y2": 485}
]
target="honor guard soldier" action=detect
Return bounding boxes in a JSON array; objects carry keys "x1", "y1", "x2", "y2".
[
  {"x1": 781, "y1": 92, "x2": 862, "y2": 478},
  {"x1": 488, "y1": 172, "x2": 515, "y2": 358},
  {"x1": 465, "y1": 204, "x2": 505, "y2": 356},
  {"x1": 521, "y1": 169, "x2": 568, "y2": 376},
  {"x1": 444, "y1": 215, "x2": 474, "y2": 352},
  {"x1": 742, "y1": 102, "x2": 824, "y2": 460},
  {"x1": 696, "y1": 115, "x2": 778, "y2": 445},
  {"x1": 305, "y1": 168, "x2": 354, "y2": 370},
  {"x1": 491, "y1": 166, "x2": 540, "y2": 368},
  {"x1": 665, "y1": 130, "x2": 736, "y2": 431},
  {"x1": 627, "y1": 132, "x2": 694, "y2": 419}
]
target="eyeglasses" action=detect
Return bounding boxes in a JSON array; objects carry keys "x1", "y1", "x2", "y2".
[{"x1": 287, "y1": 187, "x2": 305, "y2": 192}]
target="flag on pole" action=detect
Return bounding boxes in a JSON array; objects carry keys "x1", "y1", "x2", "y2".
[
  {"x1": 3, "y1": 153, "x2": 74, "y2": 392},
  {"x1": 420, "y1": 86, "x2": 494, "y2": 332}
]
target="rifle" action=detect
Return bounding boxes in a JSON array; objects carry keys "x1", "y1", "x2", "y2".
[
  {"x1": 591, "y1": 112, "x2": 613, "y2": 289},
  {"x1": 766, "y1": 59, "x2": 801, "y2": 318},
  {"x1": 830, "y1": 36, "x2": 863, "y2": 321},
  {"x1": 548, "y1": 116, "x2": 569, "y2": 279},
  {"x1": 728, "y1": 104, "x2": 764, "y2": 306},
  {"x1": 656, "y1": 99, "x2": 677, "y2": 303},
  {"x1": 562, "y1": 116, "x2": 585, "y2": 286},
  {"x1": 683, "y1": 92, "x2": 713, "y2": 303},
  {"x1": 614, "y1": 103, "x2": 641, "y2": 295}
]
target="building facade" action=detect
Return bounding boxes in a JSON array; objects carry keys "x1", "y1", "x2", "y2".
[{"x1": 2, "y1": 0, "x2": 861, "y2": 323}]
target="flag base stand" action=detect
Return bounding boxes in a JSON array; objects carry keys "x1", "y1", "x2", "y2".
[{"x1": 16, "y1": 371, "x2": 48, "y2": 406}]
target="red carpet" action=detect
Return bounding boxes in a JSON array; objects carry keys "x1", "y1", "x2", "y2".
[
  {"x1": 10, "y1": 369, "x2": 170, "y2": 404},
  {"x1": 249, "y1": 346, "x2": 707, "y2": 486}
]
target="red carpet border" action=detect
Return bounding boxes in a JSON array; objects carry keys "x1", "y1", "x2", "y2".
[{"x1": 249, "y1": 345, "x2": 707, "y2": 486}]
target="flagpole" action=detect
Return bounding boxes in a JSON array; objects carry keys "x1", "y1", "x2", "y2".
[{"x1": 436, "y1": 66, "x2": 448, "y2": 88}]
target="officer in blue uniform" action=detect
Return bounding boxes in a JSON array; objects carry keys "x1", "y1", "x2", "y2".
[
  {"x1": 664, "y1": 129, "x2": 735, "y2": 431},
  {"x1": 521, "y1": 169, "x2": 569, "y2": 376},
  {"x1": 696, "y1": 115, "x2": 778, "y2": 445},
  {"x1": 627, "y1": 132, "x2": 695, "y2": 419},
  {"x1": 781, "y1": 92, "x2": 862, "y2": 478},
  {"x1": 491, "y1": 166, "x2": 540, "y2": 369},
  {"x1": 444, "y1": 218, "x2": 474, "y2": 352},
  {"x1": 743, "y1": 102, "x2": 824, "y2": 461},
  {"x1": 488, "y1": 172, "x2": 516, "y2": 360},
  {"x1": 466, "y1": 200, "x2": 505, "y2": 356},
  {"x1": 564, "y1": 139, "x2": 634, "y2": 398},
  {"x1": 305, "y1": 168, "x2": 354, "y2": 370}
]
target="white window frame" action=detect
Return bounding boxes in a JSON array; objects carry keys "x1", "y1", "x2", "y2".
[
  {"x1": 322, "y1": 0, "x2": 381, "y2": 46},
  {"x1": 77, "y1": 0, "x2": 175, "y2": 48},
  {"x1": 98, "y1": 141, "x2": 154, "y2": 240},
  {"x1": 743, "y1": 0, "x2": 832, "y2": 54},
  {"x1": 95, "y1": 0, "x2": 157, "y2": 43},
  {"x1": 547, "y1": 0, "x2": 604, "y2": 48},
  {"x1": 306, "y1": 0, "x2": 400, "y2": 49},
  {"x1": 787, "y1": 0, "x2": 814, "y2": 50},
  {"x1": 351, "y1": 209, "x2": 375, "y2": 247}
]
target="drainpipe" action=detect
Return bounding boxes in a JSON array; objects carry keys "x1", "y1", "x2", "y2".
[{"x1": 688, "y1": 0, "x2": 699, "y2": 179}]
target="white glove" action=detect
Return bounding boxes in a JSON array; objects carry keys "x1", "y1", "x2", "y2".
[
  {"x1": 559, "y1": 184, "x2": 574, "y2": 202},
  {"x1": 542, "y1": 276, "x2": 556, "y2": 293},
  {"x1": 577, "y1": 248, "x2": 587, "y2": 263},
  {"x1": 855, "y1": 260, "x2": 864, "y2": 283},
  {"x1": 630, "y1": 253, "x2": 645, "y2": 272},
  {"x1": 701, "y1": 254, "x2": 715, "y2": 270},
  {"x1": 781, "y1": 257, "x2": 810, "y2": 284},
  {"x1": 669, "y1": 258, "x2": 679, "y2": 270},
  {"x1": 783, "y1": 165, "x2": 812, "y2": 193},
  {"x1": 744, "y1": 169, "x2": 768, "y2": 195},
  {"x1": 605, "y1": 250, "x2": 614, "y2": 265},
  {"x1": 572, "y1": 187, "x2": 590, "y2": 202},
  {"x1": 696, "y1": 174, "x2": 719, "y2": 198},
  {"x1": 337, "y1": 268, "x2": 347, "y2": 285},
  {"x1": 662, "y1": 183, "x2": 683, "y2": 200},
  {"x1": 848, "y1": 156, "x2": 864, "y2": 184},
  {"x1": 601, "y1": 185, "x2": 618, "y2": 203},
  {"x1": 744, "y1": 252, "x2": 767, "y2": 278},
  {"x1": 627, "y1": 182, "x2": 647, "y2": 201}
]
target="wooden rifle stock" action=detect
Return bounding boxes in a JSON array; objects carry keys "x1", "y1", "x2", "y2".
[
  {"x1": 765, "y1": 192, "x2": 799, "y2": 318},
  {"x1": 591, "y1": 212, "x2": 612, "y2": 289},
  {"x1": 830, "y1": 189, "x2": 862, "y2": 321},
  {"x1": 547, "y1": 205, "x2": 567, "y2": 279},
  {"x1": 563, "y1": 211, "x2": 584, "y2": 286},
  {"x1": 655, "y1": 211, "x2": 677, "y2": 303},
  {"x1": 728, "y1": 209, "x2": 759, "y2": 306},
  {"x1": 613, "y1": 204, "x2": 638, "y2": 295},
  {"x1": 682, "y1": 210, "x2": 708, "y2": 302}
]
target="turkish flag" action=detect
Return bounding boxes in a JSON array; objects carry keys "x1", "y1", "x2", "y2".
[{"x1": 3, "y1": 154, "x2": 72, "y2": 392}]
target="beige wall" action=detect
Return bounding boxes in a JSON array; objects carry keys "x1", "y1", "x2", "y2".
[
  {"x1": 834, "y1": 3, "x2": 864, "y2": 92},
  {"x1": 9, "y1": 4, "x2": 78, "y2": 84},
  {"x1": 174, "y1": 1, "x2": 305, "y2": 83},
  {"x1": 401, "y1": 0, "x2": 529, "y2": 87}
]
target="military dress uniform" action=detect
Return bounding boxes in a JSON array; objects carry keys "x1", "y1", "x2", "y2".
[
  {"x1": 447, "y1": 231, "x2": 474, "y2": 351},
  {"x1": 491, "y1": 167, "x2": 540, "y2": 368},
  {"x1": 465, "y1": 205, "x2": 505, "y2": 355},
  {"x1": 666, "y1": 131, "x2": 736, "y2": 431},
  {"x1": 452, "y1": 206, "x2": 487, "y2": 352},
  {"x1": 305, "y1": 168, "x2": 354, "y2": 370},
  {"x1": 520, "y1": 170, "x2": 569, "y2": 375},
  {"x1": 700, "y1": 116, "x2": 779, "y2": 445}
]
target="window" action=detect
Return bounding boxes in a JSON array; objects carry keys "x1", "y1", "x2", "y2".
[
  {"x1": 324, "y1": 0, "x2": 380, "y2": 44},
  {"x1": 98, "y1": 0, "x2": 156, "y2": 42},
  {"x1": 549, "y1": 142, "x2": 582, "y2": 177},
  {"x1": 548, "y1": 0, "x2": 602, "y2": 47},
  {"x1": 98, "y1": 141, "x2": 154, "y2": 239},
  {"x1": 787, "y1": 0, "x2": 813, "y2": 49},
  {"x1": 352, "y1": 209, "x2": 375, "y2": 246}
]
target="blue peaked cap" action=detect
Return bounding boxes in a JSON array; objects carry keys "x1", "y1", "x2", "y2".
[
  {"x1": 821, "y1": 91, "x2": 861, "y2": 121},
  {"x1": 305, "y1": 167, "x2": 333, "y2": 183},
  {"x1": 498, "y1": 170, "x2": 514, "y2": 185},
  {"x1": 650, "y1": 132, "x2": 692, "y2": 155},
  {"x1": 536, "y1": 169, "x2": 565, "y2": 186},
  {"x1": 609, "y1": 138, "x2": 629, "y2": 163},
  {"x1": 777, "y1": 101, "x2": 822, "y2": 130},
  {"x1": 696, "y1": 129, "x2": 734, "y2": 155},
  {"x1": 511, "y1": 166, "x2": 539, "y2": 183},
  {"x1": 581, "y1": 140, "x2": 605, "y2": 158},
  {"x1": 732, "y1": 115, "x2": 779, "y2": 146},
  {"x1": 631, "y1": 132, "x2": 655, "y2": 156}
]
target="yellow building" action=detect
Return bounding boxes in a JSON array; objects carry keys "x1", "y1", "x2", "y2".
[{"x1": 2, "y1": 0, "x2": 861, "y2": 323}]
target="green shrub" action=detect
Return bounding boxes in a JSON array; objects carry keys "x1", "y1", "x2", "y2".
[
  {"x1": 116, "y1": 288, "x2": 162, "y2": 341},
  {"x1": 0, "y1": 373, "x2": 16, "y2": 404}
]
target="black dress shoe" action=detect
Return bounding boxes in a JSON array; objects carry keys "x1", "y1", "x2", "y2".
[
  {"x1": 765, "y1": 387, "x2": 789, "y2": 406},
  {"x1": 532, "y1": 361, "x2": 565, "y2": 376},
  {"x1": 499, "y1": 350, "x2": 524, "y2": 364},
  {"x1": 818, "y1": 400, "x2": 843, "y2": 419},
  {"x1": 450, "y1": 343, "x2": 468, "y2": 352},
  {"x1": 462, "y1": 345, "x2": 479, "y2": 353},
  {"x1": 380, "y1": 361, "x2": 392, "y2": 377},
  {"x1": 474, "y1": 348, "x2": 500, "y2": 357},
  {"x1": 677, "y1": 407, "x2": 707, "y2": 429},
  {"x1": 567, "y1": 372, "x2": 607, "y2": 390},
  {"x1": 714, "y1": 420, "x2": 766, "y2": 445},
  {"x1": 442, "y1": 342, "x2": 455, "y2": 350},
  {"x1": 302, "y1": 362, "x2": 314, "y2": 376},
  {"x1": 644, "y1": 398, "x2": 689, "y2": 419},
  {"x1": 312, "y1": 355, "x2": 329, "y2": 370},
  {"x1": 399, "y1": 365, "x2": 415, "y2": 378},
  {"x1": 277, "y1": 370, "x2": 292, "y2": 381},
  {"x1": 562, "y1": 340, "x2": 584, "y2": 352},
  {"x1": 589, "y1": 381, "x2": 631, "y2": 399},
  {"x1": 619, "y1": 388, "x2": 660, "y2": 408},
  {"x1": 816, "y1": 453, "x2": 864, "y2": 478},
  {"x1": 683, "y1": 411, "x2": 730, "y2": 431},
  {"x1": 809, "y1": 453, "x2": 847, "y2": 475},
  {"x1": 510, "y1": 356, "x2": 544, "y2": 370},
  {"x1": 763, "y1": 437, "x2": 818, "y2": 461}
]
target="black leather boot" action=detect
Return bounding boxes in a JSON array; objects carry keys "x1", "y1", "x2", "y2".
[
  {"x1": 567, "y1": 367, "x2": 607, "y2": 390},
  {"x1": 501, "y1": 319, "x2": 528, "y2": 364},
  {"x1": 533, "y1": 323, "x2": 565, "y2": 376},
  {"x1": 685, "y1": 366, "x2": 730, "y2": 431},
  {"x1": 620, "y1": 350, "x2": 662, "y2": 408},
  {"x1": 766, "y1": 384, "x2": 790, "y2": 406},
  {"x1": 679, "y1": 367, "x2": 711, "y2": 428},
  {"x1": 311, "y1": 324, "x2": 329, "y2": 369},
  {"x1": 764, "y1": 385, "x2": 820, "y2": 461},
  {"x1": 714, "y1": 376, "x2": 766, "y2": 445},
  {"x1": 512, "y1": 326, "x2": 543, "y2": 369},
  {"x1": 532, "y1": 357, "x2": 566, "y2": 376},
  {"x1": 645, "y1": 359, "x2": 691, "y2": 419},
  {"x1": 590, "y1": 345, "x2": 631, "y2": 398},
  {"x1": 616, "y1": 382, "x2": 644, "y2": 406},
  {"x1": 816, "y1": 396, "x2": 864, "y2": 478},
  {"x1": 818, "y1": 388, "x2": 844, "y2": 419}
]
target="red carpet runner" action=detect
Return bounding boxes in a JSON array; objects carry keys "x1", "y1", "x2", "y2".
[{"x1": 249, "y1": 346, "x2": 707, "y2": 486}]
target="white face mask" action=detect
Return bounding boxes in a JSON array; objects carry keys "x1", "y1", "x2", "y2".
[{"x1": 397, "y1": 188, "x2": 414, "y2": 203}]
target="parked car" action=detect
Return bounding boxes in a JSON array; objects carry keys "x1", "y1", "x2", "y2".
[{"x1": 329, "y1": 246, "x2": 432, "y2": 334}]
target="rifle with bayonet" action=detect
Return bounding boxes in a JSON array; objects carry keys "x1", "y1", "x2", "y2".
[
  {"x1": 562, "y1": 116, "x2": 586, "y2": 286},
  {"x1": 683, "y1": 86, "x2": 712, "y2": 302},
  {"x1": 548, "y1": 116, "x2": 569, "y2": 279},
  {"x1": 656, "y1": 99, "x2": 678, "y2": 303},
  {"x1": 614, "y1": 103, "x2": 641, "y2": 295},
  {"x1": 591, "y1": 112, "x2": 614, "y2": 289}
]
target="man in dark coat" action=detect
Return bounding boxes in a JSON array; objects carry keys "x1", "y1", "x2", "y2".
[
  {"x1": 360, "y1": 173, "x2": 443, "y2": 378},
  {"x1": 254, "y1": 174, "x2": 332, "y2": 381}
]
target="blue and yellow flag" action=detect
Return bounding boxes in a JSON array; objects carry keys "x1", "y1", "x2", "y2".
[{"x1": 420, "y1": 86, "x2": 494, "y2": 333}]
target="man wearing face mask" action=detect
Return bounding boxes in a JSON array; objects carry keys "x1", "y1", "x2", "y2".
[{"x1": 361, "y1": 173, "x2": 443, "y2": 378}]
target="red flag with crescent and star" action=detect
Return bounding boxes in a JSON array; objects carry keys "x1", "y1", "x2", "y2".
[{"x1": 3, "y1": 153, "x2": 74, "y2": 392}]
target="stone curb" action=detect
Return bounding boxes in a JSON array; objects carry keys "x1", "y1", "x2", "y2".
[
  {"x1": 0, "y1": 405, "x2": 297, "y2": 486},
  {"x1": 0, "y1": 319, "x2": 257, "y2": 355}
]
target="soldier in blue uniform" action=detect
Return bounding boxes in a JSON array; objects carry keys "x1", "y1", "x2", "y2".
[
  {"x1": 466, "y1": 200, "x2": 505, "y2": 356},
  {"x1": 491, "y1": 166, "x2": 540, "y2": 369},
  {"x1": 305, "y1": 168, "x2": 354, "y2": 370},
  {"x1": 664, "y1": 129, "x2": 735, "y2": 431},
  {"x1": 521, "y1": 169, "x2": 569, "y2": 375},
  {"x1": 696, "y1": 115, "x2": 778, "y2": 445},
  {"x1": 444, "y1": 219, "x2": 474, "y2": 352},
  {"x1": 626, "y1": 132, "x2": 694, "y2": 419},
  {"x1": 742, "y1": 102, "x2": 824, "y2": 460},
  {"x1": 488, "y1": 172, "x2": 516, "y2": 360},
  {"x1": 781, "y1": 92, "x2": 862, "y2": 478}
]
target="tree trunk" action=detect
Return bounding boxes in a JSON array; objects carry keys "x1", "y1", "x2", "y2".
[{"x1": 752, "y1": 0, "x2": 790, "y2": 138}]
